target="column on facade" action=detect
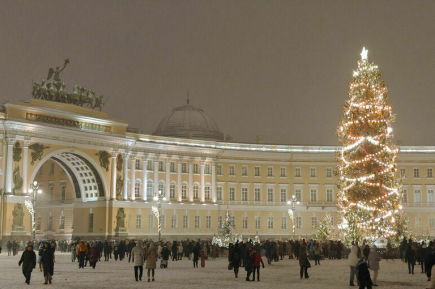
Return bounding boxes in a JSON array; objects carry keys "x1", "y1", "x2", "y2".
[
  {"x1": 123, "y1": 152, "x2": 129, "y2": 200},
  {"x1": 177, "y1": 158, "x2": 182, "y2": 202},
  {"x1": 211, "y1": 159, "x2": 217, "y2": 203},
  {"x1": 142, "y1": 155, "x2": 148, "y2": 201},
  {"x1": 188, "y1": 158, "x2": 193, "y2": 202},
  {"x1": 22, "y1": 140, "x2": 30, "y2": 194},
  {"x1": 200, "y1": 159, "x2": 205, "y2": 202},
  {"x1": 5, "y1": 137, "x2": 15, "y2": 194},
  {"x1": 154, "y1": 155, "x2": 159, "y2": 196},
  {"x1": 165, "y1": 156, "x2": 171, "y2": 200},
  {"x1": 111, "y1": 151, "x2": 118, "y2": 199},
  {"x1": 130, "y1": 154, "x2": 136, "y2": 200}
]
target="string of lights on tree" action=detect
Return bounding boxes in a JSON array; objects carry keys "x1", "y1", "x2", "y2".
[{"x1": 336, "y1": 48, "x2": 402, "y2": 243}]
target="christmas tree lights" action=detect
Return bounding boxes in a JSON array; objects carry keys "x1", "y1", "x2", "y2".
[{"x1": 336, "y1": 48, "x2": 402, "y2": 243}]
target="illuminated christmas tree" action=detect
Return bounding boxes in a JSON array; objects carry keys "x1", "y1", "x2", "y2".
[
  {"x1": 315, "y1": 214, "x2": 333, "y2": 241},
  {"x1": 336, "y1": 48, "x2": 402, "y2": 243}
]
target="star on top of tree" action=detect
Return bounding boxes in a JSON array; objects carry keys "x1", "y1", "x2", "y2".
[{"x1": 360, "y1": 47, "x2": 368, "y2": 60}]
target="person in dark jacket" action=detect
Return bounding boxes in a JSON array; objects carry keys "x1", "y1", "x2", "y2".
[
  {"x1": 419, "y1": 243, "x2": 428, "y2": 273},
  {"x1": 298, "y1": 246, "x2": 309, "y2": 279},
  {"x1": 40, "y1": 242, "x2": 55, "y2": 284},
  {"x1": 357, "y1": 258, "x2": 372, "y2": 289},
  {"x1": 252, "y1": 248, "x2": 265, "y2": 281},
  {"x1": 89, "y1": 243, "x2": 100, "y2": 269},
  {"x1": 192, "y1": 242, "x2": 200, "y2": 268},
  {"x1": 245, "y1": 246, "x2": 254, "y2": 281},
  {"x1": 231, "y1": 244, "x2": 241, "y2": 278},
  {"x1": 19, "y1": 244, "x2": 37, "y2": 284},
  {"x1": 171, "y1": 241, "x2": 178, "y2": 261},
  {"x1": 406, "y1": 241, "x2": 416, "y2": 274}
]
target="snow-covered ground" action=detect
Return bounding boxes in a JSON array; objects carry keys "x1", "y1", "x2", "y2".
[{"x1": 0, "y1": 252, "x2": 428, "y2": 289}]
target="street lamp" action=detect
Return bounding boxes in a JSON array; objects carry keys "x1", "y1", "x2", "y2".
[
  {"x1": 152, "y1": 190, "x2": 166, "y2": 241},
  {"x1": 287, "y1": 195, "x2": 300, "y2": 239},
  {"x1": 25, "y1": 181, "x2": 42, "y2": 244}
]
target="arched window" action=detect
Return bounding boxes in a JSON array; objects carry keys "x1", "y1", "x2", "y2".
[
  {"x1": 147, "y1": 180, "x2": 153, "y2": 198},
  {"x1": 193, "y1": 184, "x2": 199, "y2": 200},
  {"x1": 135, "y1": 180, "x2": 141, "y2": 198},
  {"x1": 182, "y1": 183, "x2": 187, "y2": 199},
  {"x1": 205, "y1": 184, "x2": 211, "y2": 201},
  {"x1": 170, "y1": 182, "x2": 176, "y2": 199},
  {"x1": 158, "y1": 181, "x2": 165, "y2": 195}
]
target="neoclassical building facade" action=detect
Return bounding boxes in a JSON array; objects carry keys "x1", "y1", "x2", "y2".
[{"x1": 0, "y1": 98, "x2": 434, "y2": 241}]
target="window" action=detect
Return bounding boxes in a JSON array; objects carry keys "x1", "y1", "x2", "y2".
[
  {"x1": 217, "y1": 187, "x2": 222, "y2": 201},
  {"x1": 267, "y1": 167, "x2": 273, "y2": 177},
  {"x1": 254, "y1": 187, "x2": 261, "y2": 202},
  {"x1": 280, "y1": 188, "x2": 287, "y2": 202},
  {"x1": 195, "y1": 216, "x2": 200, "y2": 228},
  {"x1": 254, "y1": 166, "x2": 260, "y2": 177},
  {"x1": 280, "y1": 167, "x2": 286, "y2": 177},
  {"x1": 281, "y1": 216, "x2": 287, "y2": 229},
  {"x1": 170, "y1": 183, "x2": 176, "y2": 199},
  {"x1": 267, "y1": 216, "x2": 274, "y2": 229},
  {"x1": 310, "y1": 188, "x2": 318, "y2": 202},
  {"x1": 182, "y1": 184, "x2": 187, "y2": 199},
  {"x1": 136, "y1": 215, "x2": 142, "y2": 229},
  {"x1": 229, "y1": 165, "x2": 235, "y2": 176},
  {"x1": 171, "y1": 215, "x2": 177, "y2": 228},
  {"x1": 218, "y1": 216, "x2": 223, "y2": 227},
  {"x1": 36, "y1": 216, "x2": 41, "y2": 230},
  {"x1": 193, "y1": 185, "x2": 199, "y2": 200},
  {"x1": 295, "y1": 187, "x2": 302, "y2": 202},
  {"x1": 310, "y1": 167, "x2": 317, "y2": 178},
  {"x1": 255, "y1": 216, "x2": 261, "y2": 229},
  {"x1": 415, "y1": 217, "x2": 422, "y2": 231},
  {"x1": 159, "y1": 161, "x2": 164, "y2": 172},
  {"x1": 414, "y1": 188, "x2": 421, "y2": 203},
  {"x1": 217, "y1": 165, "x2": 222, "y2": 175},
  {"x1": 135, "y1": 159, "x2": 141, "y2": 170},
  {"x1": 135, "y1": 181, "x2": 141, "y2": 197},
  {"x1": 242, "y1": 166, "x2": 248, "y2": 176},
  {"x1": 60, "y1": 183, "x2": 66, "y2": 202},
  {"x1": 147, "y1": 159, "x2": 153, "y2": 171},
  {"x1": 158, "y1": 182, "x2": 164, "y2": 194},
  {"x1": 241, "y1": 187, "x2": 248, "y2": 201},
  {"x1": 59, "y1": 215, "x2": 65, "y2": 229},
  {"x1": 428, "y1": 168, "x2": 433, "y2": 178},
  {"x1": 229, "y1": 187, "x2": 235, "y2": 201},
  {"x1": 161, "y1": 215, "x2": 166, "y2": 229},
  {"x1": 429, "y1": 217, "x2": 435, "y2": 230},
  {"x1": 400, "y1": 168, "x2": 406, "y2": 178},
  {"x1": 148, "y1": 215, "x2": 154, "y2": 229},
  {"x1": 428, "y1": 187, "x2": 434, "y2": 203},
  {"x1": 295, "y1": 167, "x2": 301, "y2": 178},
  {"x1": 147, "y1": 182, "x2": 153, "y2": 198},
  {"x1": 49, "y1": 163, "x2": 55, "y2": 175},
  {"x1": 205, "y1": 164, "x2": 210, "y2": 174},
  {"x1": 295, "y1": 216, "x2": 302, "y2": 229},
  {"x1": 170, "y1": 162, "x2": 176, "y2": 173},
  {"x1": 205, "y1": 186, "x2": 210, "y2": 200},
  {"x1": 267, "y1": 188, "x2": 274, "y2": 202},
  {"x1": 324, "y1": 167, "x2": 332, "y2": 178},
  {"x1": 88, "y1": 213, "x2": 93, "y2": 232},
  {"x1": 311, "y1": 217, "x2": 318, "y2": 229},
  {"x1": 230, "y1": 216, "x2": 235, "y2": 227},
  {"x1": 414, "y1": 168, "x2": 420, "y2": 178},
  {"x1": 402, "y1": 188, "x2": 408, "y2": 203},
  {"x1": 49, "y1": 184, "x2": 54, "y2": 201},
  {"x1": 242, "y1": 216, "x2": 248, "y2": 229},
  {"x1": 326, "y1": 188, "x2": 333, "y2": 202},
  {"x1": 194, "y1": 163, "x2": 199, "y2": 174},
  {"x1": 206, "y1": 216, "x2": 212, "y2": 229},
  {"x1": 182, "y1": 163, "x2": 187, "y2": 173}
]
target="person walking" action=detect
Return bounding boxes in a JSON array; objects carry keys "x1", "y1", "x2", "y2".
[
  {"x1": 200, "y1": 249, "x2": 206, "y2": 267},
  {"x1": 357, "y1": 258, "x2": 372, "y2": 289},
  {"x1": 314, "y1": 243, "x2": 321, "y2": 265},
  {"x1": 178, "y1": 243, "x2": 183, "y2": 260},
  {"x1": 193, "y1": 242, "x2": 200, "y2": 268},
  {"x1": 245, "y1": 246, "x2": 254, "y2": 281},
  {"x1": 298, "y1": 246, "x2": 309, "y2": 279},
  {"x1": 231, "y1": 244, "x2": 241, "y2": 278},
  {"x1": 89, "y1": 243, "x2": 100, "y2": 269},
  {"x1": 76, "y1": 241, "x2": 88, "y2": 269},
  {"x1": 145, "y1": 242, "x2": 157, "y2": 282},
  {"x1": 406, "y1": 243, "x2": 416, "y2": 274},
  {"x1": 348, "y1": 245, "x2": 359, "y2": 286},
  {"x1": 19, "y1": 244, "x2": 37, "y2": 284},
  {"x1": 7, "y1": 241, "x2": 12, "y2": 256},
  {"x1": 252, "y1": 248, "x2": 264, "y2": 281},
  {"x1": 40, "y1": 242, "x2": 55, "y2": 284},
  {"x1": 161, "y1": 245, "x2": 171, "y2": 268},
  {"x1": 367, "y1": 245, "x2": 381, "y2": 286},
  {"x1": 131, "y1": 240, "x2": 144, "y2": 281}
]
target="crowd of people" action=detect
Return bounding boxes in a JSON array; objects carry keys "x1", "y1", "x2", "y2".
[{"x1": 3, "y1": 237, "x2": 435, "y2": 288}]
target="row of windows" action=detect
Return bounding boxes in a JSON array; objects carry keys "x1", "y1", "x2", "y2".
[
  {"x1": 224, "y1": 165, "x2": 333, "y2": 178},
  {"x1": 132, "y1": 159, "x2": 212, "y2": 175},
  {"x1": 402, "y1": 187, "x2": 435, "y2": 203},
  {"x1": 400, "y1": 168, "x2": 434, "y2": 179}
]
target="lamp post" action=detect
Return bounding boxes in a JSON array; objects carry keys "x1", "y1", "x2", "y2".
[
  {"x1": 25, "y1": 181, "x2": 42, "y2": 244},
  {"x1": 153, "y1": 190, "x2": 166, "y2": 241},
  {"x1": 287, "y1": 195, "x2": 300, "y2": 239}
]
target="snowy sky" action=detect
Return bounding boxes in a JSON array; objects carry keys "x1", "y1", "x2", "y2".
[{"x1": 0, "y1": 0, "x2": 434, "y2": 145}]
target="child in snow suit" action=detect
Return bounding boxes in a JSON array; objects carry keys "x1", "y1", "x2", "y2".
[{"x1": 252, "y1": 248, "x2": 265, "y2": 281}]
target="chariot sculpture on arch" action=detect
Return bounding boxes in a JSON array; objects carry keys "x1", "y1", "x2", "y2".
[{"x1": 32, "y1": 59, "x2": 107, "y2": 110}]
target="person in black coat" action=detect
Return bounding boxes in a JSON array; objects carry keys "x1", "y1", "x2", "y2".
[
  {"x1": 406, "y1": 242, "x2": 416, "y2": 274},
  {"x1": 41, "y1": 242, "x2": 55, "y2": 284},
  {"x1": 357, "y1": 258, "x2": 372, "y2": 289},
  {"x1": 231, "y1": 244, "x2": 241, "y2": 278},
  {"x1": 193, "y1": 242, "x2": 200, "y2": 268},
  {"x1": 19, "y1": 244, "x2": 37, "y2": 284},
  {"x1": 244, "y1": 246, "x2": 254, "y2": 281}
]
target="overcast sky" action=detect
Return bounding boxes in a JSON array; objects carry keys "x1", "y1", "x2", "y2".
[{"x1": 0, "y1": 0, "x2": 434, "y2": 145}]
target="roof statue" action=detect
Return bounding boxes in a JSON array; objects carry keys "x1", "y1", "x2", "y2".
[{"x1": 31, "y1": 59, "x2": 107, "y2": 110}]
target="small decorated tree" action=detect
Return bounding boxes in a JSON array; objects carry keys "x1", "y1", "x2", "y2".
[{"x1": 315, "y1": 214, "x2": 334, "y2": 241}]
